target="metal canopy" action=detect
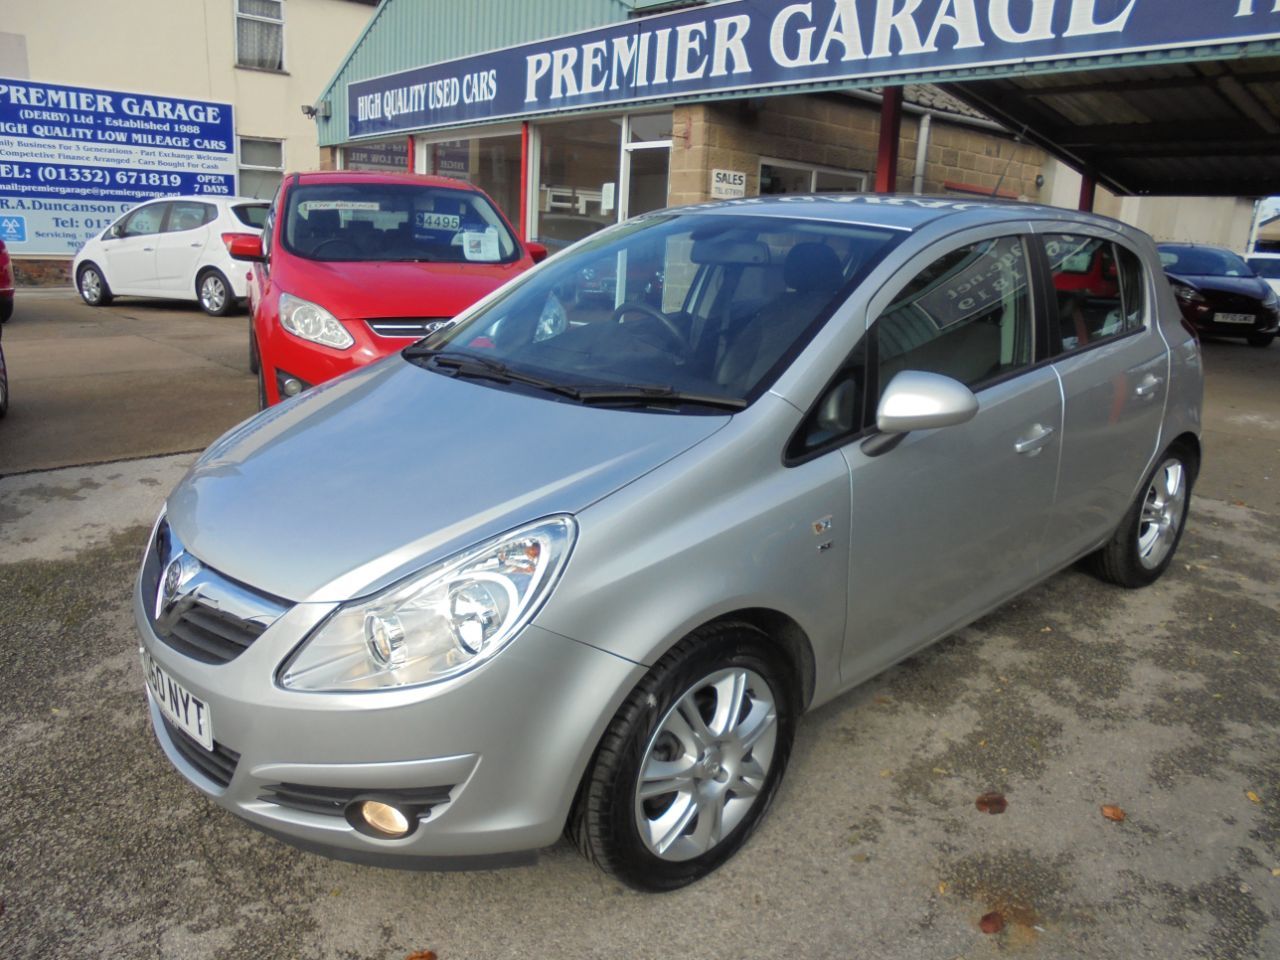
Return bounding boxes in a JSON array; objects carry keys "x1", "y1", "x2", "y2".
[{"x1": 940, "y1": 55, "x2": 1280, "y2": 198}]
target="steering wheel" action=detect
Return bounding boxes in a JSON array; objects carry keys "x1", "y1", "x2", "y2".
[
  {"x1": 611, "y1": 301, "x2": 688, "y2": 351},
  {"x1": 310, "y1": 237, "x2": 359, "y2": 258}
]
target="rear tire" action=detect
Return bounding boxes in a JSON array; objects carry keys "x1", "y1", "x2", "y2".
[
  {"x1": 256, "y1": 363, "x2": 268, "y2": 410},
  {"x1": 77, "y1": 264, "x2": 112, "y2": 306},
  {"x1": 569, "y1": 622, "x2": 796, "y2": 891},
  {"x1": 1247, "y1": 331, "x2": 1275, "y2": 348},
  {"x1": 1089, "y1": 441, "x2": 1197, "y2": 588},
  {"x1": 197, "y1": 269, "x2": 234, "y2": 316}
]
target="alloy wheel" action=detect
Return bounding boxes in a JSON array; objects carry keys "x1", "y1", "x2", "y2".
[
  {"x1": 80, "y1": 269, "x2": 102, "y2": 304},
  {"x1": 200, "y1": 275, "x2": 227, "y2": 314},
  {"x1": 633, "y1": 667, "x2": 777, "y2": 862},
  {"x1": 1137, "y1": 458, "x2": 1186, "y2": 570}
]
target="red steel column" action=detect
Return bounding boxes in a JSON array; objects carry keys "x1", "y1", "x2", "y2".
[
  {"x1": 875, "y1": 87, "x2": 903, "y2": 194},
  {"x1": 405, "y1": 135, "x2": 415, "y2": 173},
  {"x1": 519, "y1": 121, "x2": 530, "y2": 241},
  {"x1": 1079, "y1": 172, "x2": 1097, "y2": 212}
]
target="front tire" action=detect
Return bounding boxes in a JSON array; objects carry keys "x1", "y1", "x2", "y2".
[
  {"x1": 197, "y1": 270, "x2": 234, "y2": 316},
  {"x1": 1089, "y1": 441, "x2": 1197, "y2": 588},
  {"x1": 77, "y1": 264, "x2": 112, "y2": 306},
  {"x1": 248, "y1": 330, "x2": 260, "y2": 374},
  {"x1": 1247, "y1": 331, "x2": 1275, "y2": 348},
  {"x1": 570, "y1": 622, "x2": 796, "y2": 891}
]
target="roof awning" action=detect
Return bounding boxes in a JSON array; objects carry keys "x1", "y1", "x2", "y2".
[{"x1": 941, "y1": 56, "x2": 1280, "y2": 197}]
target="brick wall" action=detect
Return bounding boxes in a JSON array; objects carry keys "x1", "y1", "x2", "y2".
[
  {"x1": 12, "y1": 259, "x2": 74, "y2": 287},
  {"x1": 669, "y1": 93, "x2": 1045, "y2": 207}
]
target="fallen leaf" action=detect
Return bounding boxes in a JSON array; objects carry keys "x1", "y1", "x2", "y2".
[
  {"x1": 879, "y1": 769, "x2": 893, "y2": 778},
  {"x1": 873, "y1": 695, "x2": 892, "y2": 706},
  {"x1": 1041, "y1": 626, "x2": 1053, "y2": 633},
  {"x1": 404, "y1": 952, "x2": 437, "y2": 960},
  {"x1": 932, "y1": 767, "x2": 949, "y2": 776},
  {"x1": 979, "y1": 911, "x2": 1005, "y2": 934},
  {"x1": 1271, "y1": 867, "x2": 1280, "y2": 878},
  {"x1": 1247, "y1": 791, "x2": 1261, "y2": 804},
  {"x1": 1239, "y1": 882, "x2": 1251, "y2": 894},
  {"x1": 1101, "y1": 805, "x2": 1126, "y2": 822},
  {"x1": 938, "y1": 881, "x2": 949, "y2": 895},
  {"x1": 975, "y1": 792, "x2": 1008, "y2": 815},
  {"x1": 978, "y1": 739, "x2": 987, "y2": 748},
  {"x1": 851, "y1": 852, "x2": 868, "y2": 863}
]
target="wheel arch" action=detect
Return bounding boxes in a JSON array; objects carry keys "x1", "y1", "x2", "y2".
[{"x1": 1167, "y1": 431, "x2": 1202, "y2": 482}]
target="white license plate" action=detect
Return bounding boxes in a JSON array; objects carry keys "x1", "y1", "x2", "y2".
[
  {"x1": 1216, "y1": 312, "x2": 1256, "y2": 325},
  {"x1": 142, "y1": 650, "x2": 213, "y2": 751}
]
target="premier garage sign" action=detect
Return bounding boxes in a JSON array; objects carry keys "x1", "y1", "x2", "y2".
[
  {"x1": 348, "y1": 0, "x2": 1280, "y2": 138},
  {"x1": 0, "y1": 78, "x2": 236, "y2": 256}
]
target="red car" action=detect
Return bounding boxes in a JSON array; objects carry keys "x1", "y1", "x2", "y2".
[
  {"x1": 232, "y1": 171, "x2": 544, "y2": 407},
  {"x1": 0, "y1": 238, "x2": 14, "y2": 324}
]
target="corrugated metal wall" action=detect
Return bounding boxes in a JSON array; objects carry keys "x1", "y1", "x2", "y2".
[{"x1": 316, "y1": 0, "x2": 630, "y2": 146}]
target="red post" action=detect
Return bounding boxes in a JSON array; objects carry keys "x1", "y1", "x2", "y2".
[
  {"x1": 519, "y1": 121, "x2": 530, "y2": 241},
  {"x1": 875, "y1": 87, "x2": 903, "y2": 194},
  {"x1": 1079, "y1": 172, "x2": 1097, "y2": 212},
  {"x1": 405, "y1": 135, "x2": 415, "y2": 173}
]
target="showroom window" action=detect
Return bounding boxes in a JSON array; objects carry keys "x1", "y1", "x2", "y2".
[
  {"x1": 239, "y1": 137, "x2": 284, "y2": 199},
  {"x1": 236, "y1": 0, "x2": 285, "y2": 71},
  {"x1": 342, "y1": 139, "x2": 409, "y2": 172},
  {"x1": 760, "y1": 159, "x2": 867, "y2": 195},
  {"x1": 419, "y1": 132, "x2": 522, "y2": 230}
]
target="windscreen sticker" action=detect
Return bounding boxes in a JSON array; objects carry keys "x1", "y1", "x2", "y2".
[
  {"x1": 415, "y1": 212, "x2": 461, "y2": 231},
  {"x1": 461, "y1": 228, "x2": 500, "y2": 261},
  {"x1": 299, "y1": 200, "x2": 380, "y2": 213}
]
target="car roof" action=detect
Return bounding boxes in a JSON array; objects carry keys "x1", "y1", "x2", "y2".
[
  {"x1": 287, "y1": 169, "x2": 480, "y2": 191},
  {"x1": 130, "y1": 195, "x2": 267, "y2": 206},
  {"x1": 651, "y1": 193, "x2": 1135, "y2": 235}
]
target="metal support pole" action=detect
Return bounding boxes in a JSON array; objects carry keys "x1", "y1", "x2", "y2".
[
  {"x1": 876, "y1": 87, "x2": 903, "y2": 194},
  {"x1": 1079, "y1": 172, "x2": 1097, "y2": 212},
  {"x1": 519, "y1": 122, "x2": 530, "y2": 241}
]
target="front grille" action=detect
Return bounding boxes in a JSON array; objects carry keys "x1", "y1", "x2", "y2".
[
  {"x1": 259, "y1": 782, "x2": 455, "y2": 818},
  {"x1": 142, "y1": 519, "x2": 290, "y2": 665},
  {"x1": 161, "y1": 717, "x2": 240, "y2": 788},
  {"x1": 366, "y1": 318, "x2": 451, "y2": 338}
]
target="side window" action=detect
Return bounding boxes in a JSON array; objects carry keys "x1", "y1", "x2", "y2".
[
  {"x1": 121, "y1": 203, "x2": 168, "y2": 238},
  {"x1": 788, "y1": 337, "x2": 868, "y2": 461},
  {"x1": 1041, "y1": 234, "x2": 1142, "y2": 352},
  {"x1": 875, "y1": 236, "x2": 1034, "y2": 395},
  {"x1": 165, "y1": 202, "x2": 214, "y2": 233}
]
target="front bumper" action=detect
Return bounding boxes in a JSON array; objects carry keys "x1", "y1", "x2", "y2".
[{"x1": 135, "y1": 577, "x2": 644, "y2": 866}]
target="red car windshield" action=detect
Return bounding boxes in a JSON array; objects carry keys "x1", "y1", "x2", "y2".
[{"x1": 282, "y1": 182, "x2": 521, "y2": 264}]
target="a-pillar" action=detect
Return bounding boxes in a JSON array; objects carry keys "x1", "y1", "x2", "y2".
[{"x1": 875, "y1": 87, "x2": 904, "y2": 194}]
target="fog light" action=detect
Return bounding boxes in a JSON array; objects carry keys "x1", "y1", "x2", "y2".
[
  {"x1": 282, "y1": 377, "x2": 303, "y2": 397},
  {"x1": 275, "y1": 369, "x2": 312, "y2": 398},
  {"x1": 359, "y1": 800, "x2": 412, "y2": 837}
]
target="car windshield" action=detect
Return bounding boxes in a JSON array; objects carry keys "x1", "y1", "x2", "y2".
[
  {"x1": 232, "y1": 203, "x2": 268, "y2": 228},
  {"x1": 414, "y1": 212, "x2": 905, "y2": 409},
  {"x1": 282, "y1": 182, "x2": 520, "y2": 263},
  {"x1": 1159, "y1": 245, "x2": 1252, "y2": 277},
  {"x1": 1247, "y1": 257, "x2": 1280, "y2": 280}
]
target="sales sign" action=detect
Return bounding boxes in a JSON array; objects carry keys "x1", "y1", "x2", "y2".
[
  {"x1": 0, "y1": 78, "x2": 236, "y2": 255},
  {"x1": 348, "y1": 0, "x2": 1280, "y2": 139}
]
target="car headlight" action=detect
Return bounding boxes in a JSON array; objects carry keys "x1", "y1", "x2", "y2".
[
  {"x1": 279, "y1": 292, "x2": 354, "y2": 349},
  {"x1": 279, "y1": 516, "x2": 576, "y2": 692},
  {"x1": 1171, "y1": 282, "x2": 1206, "y2": 305},
  {"x1": 1263, "y1": 288, "x2": 1279, "y2": 308}
]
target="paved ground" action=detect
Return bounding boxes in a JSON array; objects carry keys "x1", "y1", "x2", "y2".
[
  {"x1": 0, "y1": 290, "x2": 257, "y2": 474},
  {"x1": 0, "y1": 296, "x2": 1277, "y2": 959}
]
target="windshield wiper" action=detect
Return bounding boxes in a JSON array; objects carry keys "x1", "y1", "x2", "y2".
[
  {"x1": 572, "y1": 384, "x2": 747, "y2": 411},
  {"x1": 408, "y1": 350, "x2": 584, "y2": 399}
]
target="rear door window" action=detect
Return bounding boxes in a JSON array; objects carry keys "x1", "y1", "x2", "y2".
[
  {"x1": 121, "y1": 203, "x2": 169, "y2": 237},
  {"x1": 165, "y1": 202, "x2": 215, "y2": 233},
  {"x1": 1041, "y1": 235, "x2": 1145, "y2": 353}
]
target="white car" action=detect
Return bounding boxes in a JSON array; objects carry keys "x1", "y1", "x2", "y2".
[
  {"x1": 1246, "y1": 253, "x2": 1280, "y2": 297},
  {"x1": 73, "y1": 196, "x2": 268, "y2": 316}
]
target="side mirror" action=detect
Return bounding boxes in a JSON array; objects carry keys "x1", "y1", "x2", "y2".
[
  {"x1": 526, "y1": 241, "x2": 549, "y2": 264},
  {"x1": 225, "y1": 233, "x2": 266, "y2": 262},
  {"x1": 876, "y1": 370, "x2": 978, "y2": 434}
]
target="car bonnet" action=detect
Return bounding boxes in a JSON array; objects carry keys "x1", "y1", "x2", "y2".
[{"x1": 166, "y1": 357, "x2": 730, "y2": 603}]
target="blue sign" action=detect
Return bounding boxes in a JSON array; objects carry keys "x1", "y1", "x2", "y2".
[
  {"x1": 0, "y1": 215, "x2": 25, "y2": 242},
  {"x1": 0, "y1": 77, "x2": 236, "y2": 255},
  {"x1": 349, "y1": 0, "x2": 1280, "y2": 139}
]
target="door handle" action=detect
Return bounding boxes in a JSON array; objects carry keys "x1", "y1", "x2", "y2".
[
  {"x1": 189, "y1": 242, "x2": 202, "y2": 248},
  {"x1": 1015, "y1": 424, "x2": 1055, "y2": 456},
  {"x1": 1134, "y1": 374, "x2": 1164, "y2": 399},
  {"x1": 142, "y1": 246, "x2": 154, "y2": 252}
]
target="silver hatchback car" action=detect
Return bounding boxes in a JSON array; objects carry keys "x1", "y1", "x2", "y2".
[{"x1": 136, "y1": 196, "x2": 1202, "y2": 890}]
